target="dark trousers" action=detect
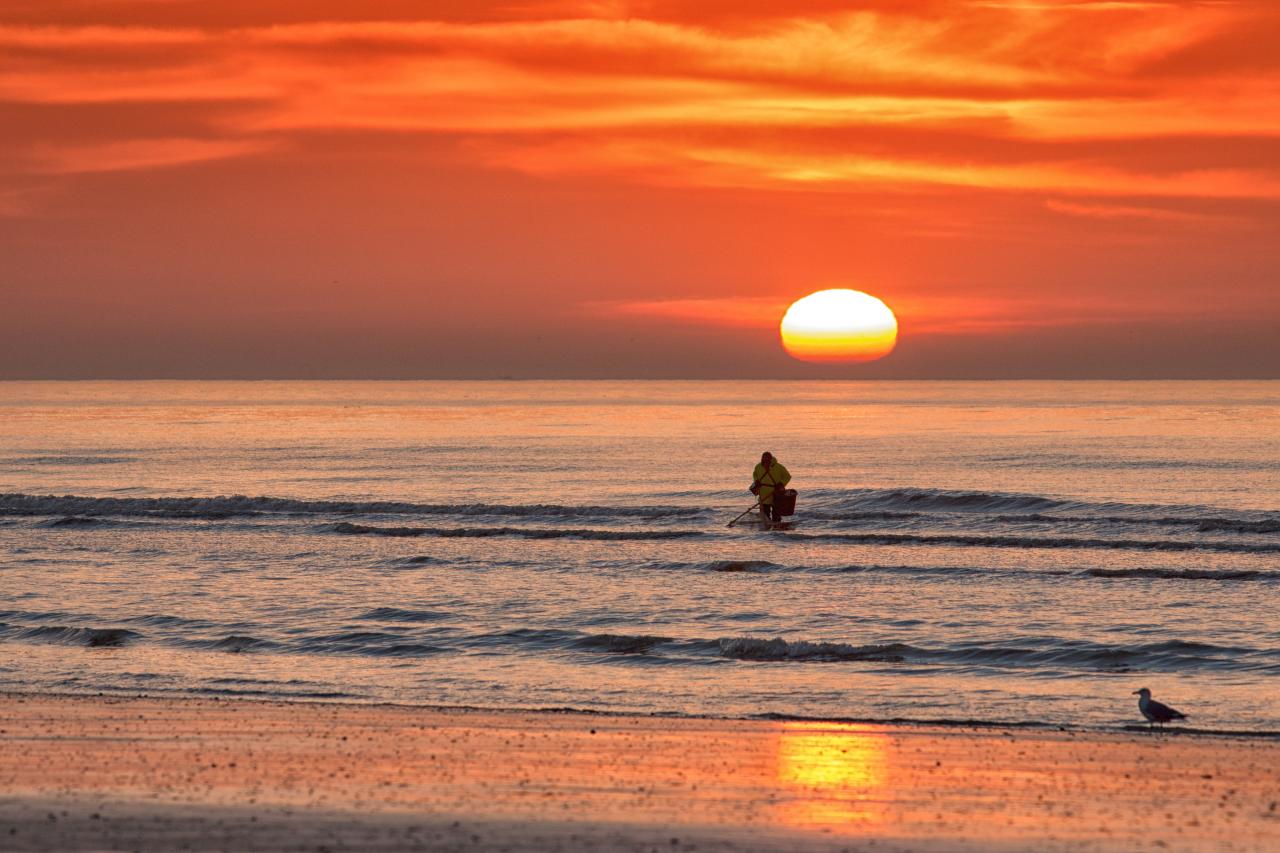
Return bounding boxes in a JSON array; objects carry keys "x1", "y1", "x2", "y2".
[{"x1": 759, "y1": 499, "x2": 781, "y2": 523}]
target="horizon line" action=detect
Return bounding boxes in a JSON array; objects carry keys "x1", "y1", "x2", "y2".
[{"x1": 2, "y1": 376, "x2": 1276, "y2": 383}]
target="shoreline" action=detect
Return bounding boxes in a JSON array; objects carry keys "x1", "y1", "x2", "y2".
[
  {"x1": 5, "y1": 688, "x2": 1278, "y2": 741},
  {"x1": 3, "y1": 691, "x2": 1277, "y2": 852}
]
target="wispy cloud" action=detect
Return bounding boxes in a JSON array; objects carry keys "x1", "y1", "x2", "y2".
[
  {"x1": 587, "y1": 290, "x2": 1178, "y2": 337},
  {"x1": 1044, "y1": 198, "x2": 1241, "y2": 223},
  {"x1": 484, "y1": 135, "x2": 1280, "y2": 200},
  {"x1": 23, "y1": 138, "x2": 278, "y2": 175},
  {"x1": 584, "y1": 297, "x2": 787, "y2": 328},
  {"x1": 2, "y1": 2, "x2": 1277, "y2": 200}
]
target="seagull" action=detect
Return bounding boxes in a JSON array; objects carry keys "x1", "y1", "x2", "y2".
[{"x1": 1133, "y1": 687, "x2": 1187, "y2": 730}]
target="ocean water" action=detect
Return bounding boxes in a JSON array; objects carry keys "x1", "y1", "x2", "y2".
[{"x1": 1, "y1": 380, "x2": 1277, "y2": 732}]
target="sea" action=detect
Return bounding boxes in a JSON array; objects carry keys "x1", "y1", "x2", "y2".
[{"x1": 1, "y1": 381, "x2": 1277, "y2": 732}]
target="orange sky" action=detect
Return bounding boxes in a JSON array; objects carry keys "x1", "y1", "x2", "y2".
[{"x1": 2, "y1": 0, "x2": 1277, "y2": 377}]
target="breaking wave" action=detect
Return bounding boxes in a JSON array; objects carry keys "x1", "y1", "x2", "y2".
[
  {"x1": 0, "y1": 623, "x2": 139, "y2": 647},
  {"x1": 571, "y1": 634, "x2": 674, "y2": 654},
  {"x1": 829, "y1": 488, "x2": 1071, "y2": 514},
  {"x1": 717, "y1": 637, "x2": 911, "y2": 662}
]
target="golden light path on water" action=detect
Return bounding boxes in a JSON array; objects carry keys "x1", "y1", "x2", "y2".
[{"x1": 780, "y1": 289, "x2": 898, "y2": 363}]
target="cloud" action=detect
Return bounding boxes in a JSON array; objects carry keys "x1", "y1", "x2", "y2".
[
  {"x1": 2, "y1": 2, "x2": 1278, "y2": 199},
  {"x1": 585, "y1": 297, "x2": 786, "y2": 328},
  {"x1": 587, "y1": 290, "x2": 1177, "y2": 337},
  {"x1": 1044, "y1": 198, "x2": 1241, "y2": 223},
  {"x1": 490, "y1": 136, "x2": 1280, "y2": 199},
  {"x1": 23, "y1": 137, "x2": 277, "y2": 174}
]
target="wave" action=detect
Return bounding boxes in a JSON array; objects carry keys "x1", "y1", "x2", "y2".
[
  {"x1": 0, "y1": 493, "x2": 688, "y2": 522},
  {"x1": 0, "y1": 617, "x2": 445, "y2": 659},
  {"x1": 116, "y1": 626, "x2": 438, "y2": 657},
  {"x1": 0, "y1": 608, "x2": 91, "y2": 623},
  {"x1": 986, "y1": 512, "x2": 1280, "y2": 535},
  {"x1": 638, "y1": 561, "x2": 1271, "y2": 583},
  {"x1": 327, "y1": 522, "x2": 701, "y2": 541},
  {"x1": 1195, "y1": 518, "x2": 1280, "y2": 534},
  {"x1": 809, "y1": 489, "x2": 1279, "y2": 532},
  {"x1": 824, "y1": 563, "x2": 1006, "y2": 578},
  {"x1": 186, "y1": 686, "x2": 355, "y2": 700},
  {"x1": 15, "y1": 455, "x2": 137, "y2": 466},
  {"x1": 710, "y1": 635, "x2": 1276, "y2": 673},
  {"x1": 458, "y1": 628, "x2": 883, "y2": 662},
  {"x1": 208, "y1": 635, "x2": 269, "y2": 653},
  {"x1": 8, "y1": 491, "x2": 1274, "y2": 546},
  {"x1": 828, "y1": 488, "x2": 1071, "y2": 514},
  {"x1": 928, "y1": 638, "x2": 1268, "y2": 672},
  {"x1": 718, "y1": 637, "x2": 912, "y2": 662},
  {"x1": 3, "y1": 615, "x2": 1273, "y2": 675},
  {"x1": 571, "y1": 633, "x2": 674, "y2": 654},
  {"x1": 126, "y1": 613, "x2": 223, "y2": 630},
  {"x1": 0, "y1": 623, "x2": 139, "y2": 647},
  {"x1": 1085, "y1": 568, "x2": 1278, "y2": 581},
  {"x1": 704, "y1": 560, "x2": 780, "y2": 573},
  {"x1": 37, "y1": 515, "x2": 107, "y2": 528},
  {"x1": 358, "y1": 607, "x2": 450, "y2": 623},
  {"x1": 454, "y1": 628, "x2": 1273, "y2": 674},
  {"x1": 391, "y1": 555, "x2": 443, "y2": 566},
  {"x1": 291, "y1": 630, "x2": 451, "y2": 658},
  {"x1": 787, "y1": 530, "x2": 1280, "y2": 554}
]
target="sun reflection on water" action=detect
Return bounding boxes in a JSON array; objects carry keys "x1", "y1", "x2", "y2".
[{"x1": 774, "y1": 723, "x2": 891, "y2": 829}]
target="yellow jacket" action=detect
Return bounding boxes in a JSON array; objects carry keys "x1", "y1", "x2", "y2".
[{"x1": 752, "y1": 461, "x2": 791, "y2": 505}]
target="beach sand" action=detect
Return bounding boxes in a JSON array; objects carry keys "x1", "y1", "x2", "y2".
[{"x1": 1, "y1": 693, "x2": 1276, "y2": 852}]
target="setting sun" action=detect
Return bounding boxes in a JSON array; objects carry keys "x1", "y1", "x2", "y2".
[{"x1": 780, "y1": 289, "x2": 899, "y2": 363}]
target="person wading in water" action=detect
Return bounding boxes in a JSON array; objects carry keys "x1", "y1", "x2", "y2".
[{"x1": 750, "y1": 452, "x2": 792, "y2": 525}]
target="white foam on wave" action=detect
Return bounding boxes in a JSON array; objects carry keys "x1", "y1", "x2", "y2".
[{"x1": 717, "y1": 636, "x2": 910, "y2": 662}]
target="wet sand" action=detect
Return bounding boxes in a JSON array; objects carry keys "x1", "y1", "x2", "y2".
[{"x1": 1, "y1": 693, "x2": 1276, "y2": 852}]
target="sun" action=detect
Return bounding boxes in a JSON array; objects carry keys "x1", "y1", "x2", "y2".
[{"x1": 779, "y1": 289, "x2": 898, "y2": 363}]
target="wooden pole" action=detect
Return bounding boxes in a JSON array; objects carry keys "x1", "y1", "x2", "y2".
[{"x1": 726, "y1": 502, "x2": 761, "y2": 528}]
